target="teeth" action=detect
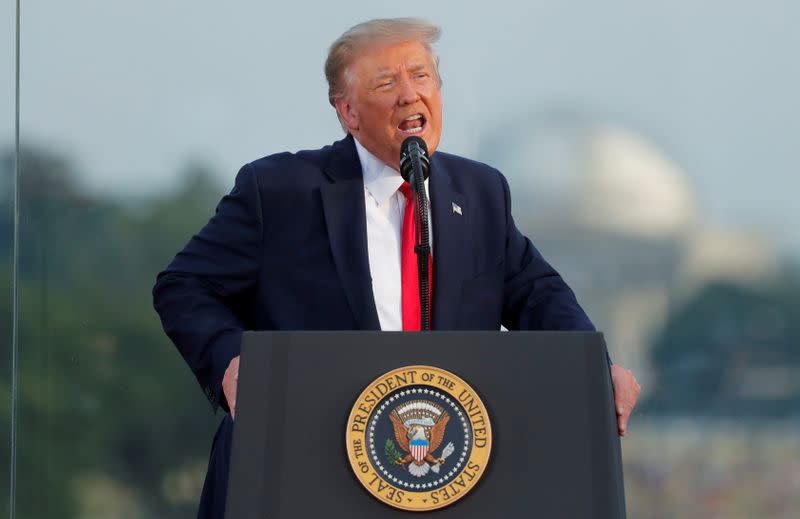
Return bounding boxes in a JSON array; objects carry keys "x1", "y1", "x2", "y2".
[{"x1": 398, "y1": 113, "x2": 425, "y2": 134}]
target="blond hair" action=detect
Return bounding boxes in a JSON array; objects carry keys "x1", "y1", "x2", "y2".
[{"x1": 325, "y1": 18, "x2": 442, "y2": 108}]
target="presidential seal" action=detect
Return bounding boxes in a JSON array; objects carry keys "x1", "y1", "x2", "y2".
[{"x1": 345, "y1": 365, "x2": 492, "y2": 511}]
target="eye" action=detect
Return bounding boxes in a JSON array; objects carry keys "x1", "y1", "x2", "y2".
[
  {"x1": 377, "y1": 79, "x2": 394, "y2": 89},
  {"x1": 415, "y1": 72, "x2": 429, "y2": 80}
]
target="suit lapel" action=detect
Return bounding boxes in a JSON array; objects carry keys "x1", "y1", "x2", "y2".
[
  {"x1": 321, "y1": 136, "x2": 381, "y2": 330},
  {"x1": 430, "y1": 155, "x2": 467, "y2": 329}
]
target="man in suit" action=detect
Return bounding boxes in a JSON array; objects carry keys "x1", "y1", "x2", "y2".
[{"x1": 153, "y1": 18, "x2": 640, "y2": 519}]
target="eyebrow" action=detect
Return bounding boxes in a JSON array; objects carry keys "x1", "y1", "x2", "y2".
[
  {"x1": 373, "y1": 69, "x2": 395, "y2": 80},
  {"x1": 373, "y1": 63, "x2": 431, "y2": 79}
]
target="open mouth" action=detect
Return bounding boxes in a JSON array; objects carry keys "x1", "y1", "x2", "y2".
[{"x1": 397, "y1": 113, "x2": 427, "y2": 135}]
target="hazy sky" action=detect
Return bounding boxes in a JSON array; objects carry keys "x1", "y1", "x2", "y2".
[{"x1": 2, "y1": 1, "x2": 799, "y2": 254}]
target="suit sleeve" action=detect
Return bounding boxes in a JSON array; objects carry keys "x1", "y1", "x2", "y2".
[
  {"x1": 498, "y1": 172, "x2": 596, "y2": 332},
  {"x1": 153, "y1": 163, "x2": 263, "y2": 412}
]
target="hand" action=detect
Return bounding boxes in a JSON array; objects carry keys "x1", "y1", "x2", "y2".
[
  {"x1": 610, "y1": 364, "x2": 640, "y2": 437},
  {"x1": 222, "y1": 356, "x2": 240, "y2": 419}
]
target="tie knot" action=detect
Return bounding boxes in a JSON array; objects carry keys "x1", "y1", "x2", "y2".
[{"x1": 399, "y1": 182, "x2": 414, "y2": 201}]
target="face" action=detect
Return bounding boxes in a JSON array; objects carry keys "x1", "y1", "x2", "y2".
[{"x1": 335, "y1": 41, "x2": 443, "y2": 170}]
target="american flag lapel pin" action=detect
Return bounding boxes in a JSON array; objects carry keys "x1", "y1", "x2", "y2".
[{"x1": 452, "y1": 202, "x2": 462, "y2": 215}]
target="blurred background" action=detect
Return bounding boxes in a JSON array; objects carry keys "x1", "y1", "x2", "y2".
[{"x1": 2, "y1": 1, "x2": 799, "y2": 518}]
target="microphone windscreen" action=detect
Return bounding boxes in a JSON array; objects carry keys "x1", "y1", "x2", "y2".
[{"x1": 399, "y1": 137, "x2": 430, "y2": 182}]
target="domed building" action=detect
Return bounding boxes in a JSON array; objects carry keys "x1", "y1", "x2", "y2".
[{"x1": 476, "y1": 113, "x2": 776, "y2": 391}]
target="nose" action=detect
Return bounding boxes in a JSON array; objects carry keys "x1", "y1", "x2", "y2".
[{"x1": 397, "y1": 74, "x2": 420, "y2": 105}]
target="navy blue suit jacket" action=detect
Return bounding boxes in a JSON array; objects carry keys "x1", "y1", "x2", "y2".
[{"x1": 153, "y1": 134, "x2": 593, "y2": 517}]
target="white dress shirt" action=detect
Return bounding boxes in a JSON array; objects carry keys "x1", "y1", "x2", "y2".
[{"x1": 354, "y1": 137, "x2": 432, "y2": 331}]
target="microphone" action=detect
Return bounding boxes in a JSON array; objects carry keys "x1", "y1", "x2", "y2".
[
  {"x1": 399, "y1": 136, "x2": 430, "y2": 184},
  {"x1": 399, "y1": 136, "x2": 432, "y2": 331}
]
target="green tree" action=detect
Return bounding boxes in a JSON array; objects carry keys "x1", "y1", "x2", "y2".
[
  {"x1": 1, "y1": 146, "x2": 228, "y2": 518},
  {"x1": 643, "y1": 272, "x2": 800, "y2": 418}
]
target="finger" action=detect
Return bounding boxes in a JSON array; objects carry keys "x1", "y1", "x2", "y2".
[
  {"x1": 618, "y1": 413, "x2": 628, "y2": 436},
  {"x1": 616, "y1": 398, "x2": 629, "y2": 428}
]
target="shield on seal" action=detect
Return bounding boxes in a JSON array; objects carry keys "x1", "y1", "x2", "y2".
[{"x1": 410, "y1": 438, "x2": 429, "y2": 462}]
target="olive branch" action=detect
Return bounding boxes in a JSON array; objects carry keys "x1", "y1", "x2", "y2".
[{"x1": 384, "y1": 438, "x2": 405, "y2": 464}]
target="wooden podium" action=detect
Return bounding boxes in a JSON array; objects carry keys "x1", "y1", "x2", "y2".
[{"x1": 225, "y1": 331, "x2": 626, "y2": 518}]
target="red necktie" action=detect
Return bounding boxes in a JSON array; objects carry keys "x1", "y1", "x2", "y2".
[{"x1": 400, "y1": 182, "x2": 432, "y2": 330}]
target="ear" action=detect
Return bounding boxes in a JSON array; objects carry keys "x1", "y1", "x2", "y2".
[{"x1": 334, "y1": 98, "x2": 359, "y2": 132}]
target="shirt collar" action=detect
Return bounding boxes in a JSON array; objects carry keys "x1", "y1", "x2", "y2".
[{"x1": 354, "y1": 137, "x2": 405, "y2": 206}]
